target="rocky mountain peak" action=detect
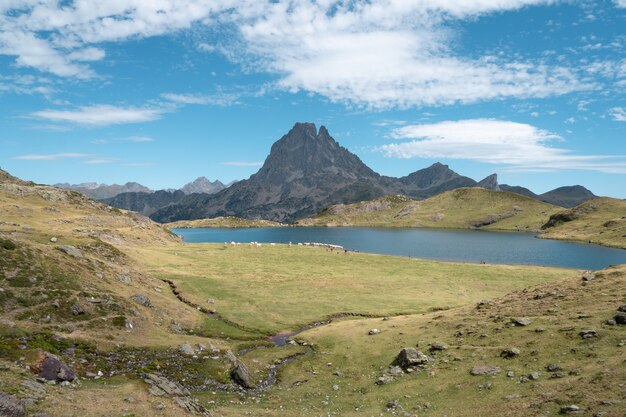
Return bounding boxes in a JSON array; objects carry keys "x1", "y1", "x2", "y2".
[
  {"x1": 400, "y1": 162, "x2": 461, "y2": 189},
  {"x1": 181, "y1": 177, "x2": 226, "y2": 195},
  {"x1": 477, "y1": 173, "x2": 500, "y2": 191}
]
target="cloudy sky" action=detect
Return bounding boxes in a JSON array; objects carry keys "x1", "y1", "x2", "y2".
[{"x1": 1, "y1": 0, "x2": 625, "y2": 197}]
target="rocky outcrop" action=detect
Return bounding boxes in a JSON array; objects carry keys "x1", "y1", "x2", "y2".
[
  {"x1": 477, "y1": 173, "x2": 500, "y2": 191},
  {"x1": 0, "y1": 392, "x2": 25, "y2": 417},
  {"x1": 181, "y1": 177, "x2": 226, "y2": 195},
  {"x1": 31, "y1": 352, "x2": 75, "y2": 382}
]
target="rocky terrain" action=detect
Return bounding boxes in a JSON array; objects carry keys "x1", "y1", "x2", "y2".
[{"x1": 53, "y1": 181, "x2": 151, "y2": 200}]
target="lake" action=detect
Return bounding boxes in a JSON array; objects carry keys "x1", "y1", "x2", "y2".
[{"x1": 172, "y1": 227, "x2": 626, "y2": 270}]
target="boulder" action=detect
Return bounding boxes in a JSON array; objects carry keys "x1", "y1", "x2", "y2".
[
  {"x1": 70, "y1": 304, "x2": 84, "y2": 316},
  {"x1": 618, "y1": 304, "x2": 626, "y2": 313},
  {"x1": 560, "y1": 405, "x2": 580, "y2": 414},
  {"x1": 581, "y1": 271, "x2": 595, "y2": 282},
  {"x1": 0, "y1": 392, "x2": 25, "y2": 417},
  {"x1": 143, "y1": 373, "x2": 189, "y2": 396},
  {"x1": 429, "y1": 344, "x2": 448, "y2": 352},
  {"x1": 500, "y1": 348, "x2": 521, "y2": 359},
  {"x1": 56, "y1": 246, "x2": 82, "y2": 258},
  {"x1": 392, "y1": 348, "x2": 428, "y2": 370},
  {"x1": 614, "y1": 312, "x2": 626, "y2": 325},
  {"x1": 178, "y1": 343, "x2": 195, "y2": 356},
  {"x1": 31, "y1": 352, "x2": 75, "y2": 382},
  {"x1": 131, "y1": 294, "x2": 151, "y2": 307},
  {"x1": 470, "y1": 365, "x2": 501, "y2": 376},
  {"x1": 368, "y1": 329, "x2": 381, "y2": 335},
  {"x1": 511, "y1": 317, "x2": 532, "y2": 326},
  {"x1": 231, "y1": 363, "x2": 253, "y2": 389},
  {"x1": 579, "y1": 329, "x2": 598, "y2": 339}
]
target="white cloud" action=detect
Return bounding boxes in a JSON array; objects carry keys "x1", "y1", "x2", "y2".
[
  {"x1": 13, "y1": 152, "x2": 93, "y2": 161},
  {"x1": 0, "y1": 1, "x2": 591, "y2": 108},
  {"x1": 615, "y1": 0, "x2": 626, "y2": 8},
  {"x1": 29, "y1": 104, "x2": 166, "y2": 127},
  {"x1": 379, "y1": 119, "x2": 626, "y2": 173},
  {"x1": 222, "y1": 161, "x2": 263, "y2": 167},
  {"x1": 83, "y1": 158, "x2": 117, "y2": 164},
  {"x1": 609, "y1": 107, "x2": 626, "y2": 121},
  {"x1": 161, "y1": 92, "x2": 240, "y2": 106}
]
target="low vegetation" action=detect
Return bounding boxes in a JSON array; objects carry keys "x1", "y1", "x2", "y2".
[{"x1": 166, "y1": 216, "x2": 286, "y2": 229}]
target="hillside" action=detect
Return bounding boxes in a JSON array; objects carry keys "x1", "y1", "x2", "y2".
[
  {"x1": 539, "y1": 197, "x2": 626, "y2": 249},
  {"x1": 0, "y1": 168, "x2": 623, "y2": 417},
  {"x1": 54, "y1": 181, "x2": 152, "y2": 200},
  {"x1": 297, "y1": 188, "x2": 561, "y2": 231},
  {"x1": 538, "y1": 185, "x2": 597, "y2": 208},
  {"x1": 166, "y1": 216, "x2": 286, "y2": 229},
  {"x1": 102, "y1": 189, "x2": 187, "y2": 216}
]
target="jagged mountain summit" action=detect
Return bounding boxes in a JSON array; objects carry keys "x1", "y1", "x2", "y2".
[
  {"x1": 54, "y1": 181, "x2": 151, "y2": 200},
  {"x1": 149, "y1": 123, "x2": 496, "y2": 223},
  {"x1": 181, "y1": 177, "x2": 226, "y2": 195}
]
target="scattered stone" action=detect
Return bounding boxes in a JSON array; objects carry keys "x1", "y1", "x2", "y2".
[
  {"x1": 386, "y1": 400, "x2": 400, "y2": 409},
  {"x1": 606, "y1": 319, "x2": 617, "y2": 326},
  {"x1": 560, "y1": 405, "x2": 580, "y2": 414},
  {"x1": 504, "y1": 394, "x2": 522, "y2": 400},
  {"x1": 117, "y1": 275, "x2": 132, "y2": 285},
  {"x1": 131, "y1": 294, "x2": 151, "y2": 307},
  {"x1": 476, "y1": 300, "x2": 491, "y2": 309},
  {"x1": 70, "y1": 304, "x2": 84, "y2": 316},
  {"x1": 172, "y1": 396, "x2": 210, "y2": 415},
  {"x1": 429, "y1": 344, "x2": 448, "y2": 352},
  {"x1": 506, "y1": 370, "x2": 515, "y2": 378},
  {"x1": 618, "y1": 304, "x2": 626, "y2": 313},
  {"x1": 500, "y1": 348, "x2": 521, "y2": 359},
  {"x1": 231, "y1": 363, "x2": 253, "y2": 389},
  {"x1": 376, "y1": 374, "x2": 394, "y2": 385},
  {"x1": 0, "y1": 392, "x2": 25, "y2": 417},
  {"x1": 388, "y1": 366, "x2": 403, "y2": 376},
  {"x1": 368, "y1": 329, "x2": 381, "y2": 335},
  {"x1": 178, "y1": 343, "x2": 195, "y2": 356},
  {"x1": 124, "y1": 396, "x2": 136, "y2": 403},
  {"x1": 332, "y1": 384, "x2": 339, "y2": 391},
  {"x1": 49, "y1": 237, "x2": 57, "y2": 243},
  {"x1": 31, "y1": 352, "x2": 75, "y2": 382},
  {"x1": 56, "y1": 245, "x2": 82, "y2": 258},
  {"x1": 614, "y1": 312, "x2": 626, "y2": 325},
  {"x1": 20, "y1": 380, "x2": 46, "y2": 396},
  {"x1": 392, "y1": 348, "x2": 428, "y2": 370},
  {"x1": 529, "y1": 372, "x2": 540, "y2": 381},
  {"x1": 546, "y1": 364, "x2": 562, "y2": 372},
  {"x1": 550, "y1": 372, "x2": 565, "y2": 379},
  {"x1": 582, "y1": 271, "x2": 595, "y2": 282},
  {"x1": 511, "y1": 317, "x2": 533, "y2": 326},
  {"x1": 579, "y1": 329, "x2": 598, "y2": 339},
  {"x1": 535, "y1": 327, "x2": 545, "y2": 333},
  {"x1": 470, "y1": 365, "x2": 501, "y2": 376},
  {"x1": 154, "y1": 402, "x2": 166, "y2": 410},
  {"x1": 143, "y1": 373, "x2": 189, "y2": 397}
]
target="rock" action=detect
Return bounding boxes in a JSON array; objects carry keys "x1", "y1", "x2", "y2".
[
  {"x1": 70, "y1": 304, "x2": 84, "y2": 316},
  {"x1": 429, "y1": 344, "x2": 448, "y2": 352},
  {"x1": 618, "y1": 304, "x2": 626, "y2": 313},
  {"x1": 178, "y1": 343, "x2": 195, "y2": 356},
  {"x1": 579, "y1": 329, "x2": 598, "y2": 338},
  {"x1": 368, "y1": 328, "x2": 381, "y2": 335},
  {"x1": 20, "y1": 380, "x2": 46, "y2": 396},
  {"x1": 143, "y1": 373, "x2": 189, "y2": 397},
  {"x1": 614, "y1": 312, "x2": 626, "y2": 325},
  {"x1": 0, "y1": 392, "x2": 25, "y2": 417},
  {"x1": 173, "y1": 396, "x2": 209, "y2": 415},
  {"x1": 506, "y1": 370, "x2": 515, "y2": 378},
  {"x1": 386, "y1": 400, "x2": 400, "y2": 409},
  {"x1": 392, "y1": 348, "x2": 428, "y2": 370},
  {"x1": 131, "y1": 294, "x2": 151, "y2": 307},
  {"x1": 535, "y1": 327, "x2": 545, "y2": 333},
  {"x1": 376, "y1": 375, "x2": 394, "y2": 385},
  {"x1": 560, "y1": 405, "x2": 580, "y2": 414},
  {"x1": 31, "y1": 352, "x2": 75, "y2": 382},
  {"x1": 124, "y1": 396, "x2": 136, "y2": 403},
  {"x1": 582, "y1": 271, "x2": 595, "y2": 282},
  {"x1": 470, "y1": 365, "x2": 501, "y2": 376},
  {"x1": 332, "y1": 384, "x2": 339, "y2": 391},
  {"x1": 49, "y1": 237, "x2": 57, "y2": 243},
  {"x1": 511, "y1": 317, "x2": 533, "y2": 326},
  {"x1": 231, "y1": 363, "x2": 253, "y2": 389},
  {"x1": 606, "y1": 319, "x2": 617, "y2": 325},
  {"x1": 56, "y1": 246, "x2": 82, "y2": 258},
  {"x1": 476, "y1": 300, "x2": 491, "y2": 309},
  {"x1": 529, "y1": 372, "x2": 540, "y2": 380},
  {"x1": 550, "y1": 372, "x2": 565, "y2": 379},
  {"x1": 500, "y1": 348, "x2": 521, "y2": 359},
  {"x1": 546, "y1": 363, "x2": 561, "y2": 372},
  {"x1": 117, "y1": 275, "x2": 131, "y2": 285}
]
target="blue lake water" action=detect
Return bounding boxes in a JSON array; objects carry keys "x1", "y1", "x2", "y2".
[{"x1": 172, "y1": 227, "x2": 626, "y2": 270}]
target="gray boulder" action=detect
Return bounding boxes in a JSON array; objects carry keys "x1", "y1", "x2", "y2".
[
  {"x1": 231, "y1": 363, "x2": 253, "y2": 389},
  {"x1": 500, "y1": 348, "x2": 521, "y2": 359},
  {"x1": 56, "y1": 246, "x2": 82, "y2": 258},
  {"x1": 0, "y1": 392, "x2": 25, "y2": 417},
  {"x1": 614, "y1": 312, "x2": 626, "y2": 325},
  {"x1": 470, "y1": 365, "x2": 501, "y2": 376},
  {"x1": 392, "y1": 348, "x2": 428, "y2": 370},
  {"x1": 511, "y1": 317, "x2": 533, "y2": 326},
  {"x1": 131, "y1": 294, "x2": 151, "y2": 307},
  {"x1": 31, "y1": 352, "x2": 75, "y2": 382}
]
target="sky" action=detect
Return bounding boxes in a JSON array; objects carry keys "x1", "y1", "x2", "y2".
[{"x1": 0, "y1": 0, "x2": 625, "y2": 197}]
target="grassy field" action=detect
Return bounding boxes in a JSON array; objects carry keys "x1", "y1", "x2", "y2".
[
  {"x1": 166, "y1": 216, "x2": 286, "y2": 229},
  {"x1": 539, "y1": 197, "x2": 626, "y2": 249},
  {"x1": 130, "y1": 243, "x2": 577, "y2": 335},
  {"x1": 297, "y1": 188, "x2": 561, "y2": 231}
]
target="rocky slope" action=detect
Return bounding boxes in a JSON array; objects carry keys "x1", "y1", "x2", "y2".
[
  {"x1": 538, "y1": 185, "x2": 597, "y2": 208},
  {"x1": 54, "y1": 181, "x2": 151, "y2": 200},
  {"x1": 180, "y1": 177, "x2": 226, "y2": 195},
  {"x1": 102, "y1": 189, "x2": 187, "y2": 217}
]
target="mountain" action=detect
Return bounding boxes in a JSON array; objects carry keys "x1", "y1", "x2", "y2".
[
  {"x1": 538, "y1": 185, "x2": 596, "y2": 208},
  {"x1": 150, "y1": 123, "x2": 491, "y2": 223},
  {"x1": 476, "y1": 173, "x2": 500, "y2": 191},
  {"x1": 181, "y1": 177, "x2": 226, "y2": 195},
  {"x1": 499, "y1": 184, "x2": 539, "y2": 199},
  {"x1": 102, "y1": 189, "x2": 186, "y2": 216},
  {"x1": 54, "y1": 181, "x2": 152, "y2": 200},
  {"x1": 297, "y1": 188, "x2": 560, "y2": 231}
]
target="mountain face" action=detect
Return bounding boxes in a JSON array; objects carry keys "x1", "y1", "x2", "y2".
[
  {"x1": 54, "y1": 182, "x2": 152, "y2": 200},
  {"x1": 477, "y1": 174, "x2": 500, "y2": 191},
  {"x1": 181, "y1": 177, "x2": 226, "y2": 195},
  {"x1": 538, "y1": 185, "x2": 596, "y2": 208},
  {"x1": 150, "y1": 123, "x2": 492, "y2": 223},
  {"x1": 102, "y1": 190, "x2": 186, "y2": 217},
  {"x1": 500, "y1": 184, "x2": 539, "y2": 199}
]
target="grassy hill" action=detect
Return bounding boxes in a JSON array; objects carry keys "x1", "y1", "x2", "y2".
[
  {"x1": 539, "y1": 197, "x2": 626, "y2": 249},
  {"x1": 297, "y1": 188, "x2": 561, "y2": 231},
  {"x1": 0, "y1": 170, "x2": 624, "y2": 417},
  {"x1": 166, "y1": 216, "x2": 286, "y2": 229}
]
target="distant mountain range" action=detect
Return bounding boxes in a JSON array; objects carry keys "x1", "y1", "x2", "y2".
[
  {"x1": 137, "y1": 122, "x2": 597, "y2": 223},
  {"x1": 55, "y1": 176, "x2": 228, "y2": 201}
]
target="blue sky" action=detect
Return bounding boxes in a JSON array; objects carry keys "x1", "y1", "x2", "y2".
[{"x1": 0, "y1": 0, "x2": 625, "y2": 197}]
